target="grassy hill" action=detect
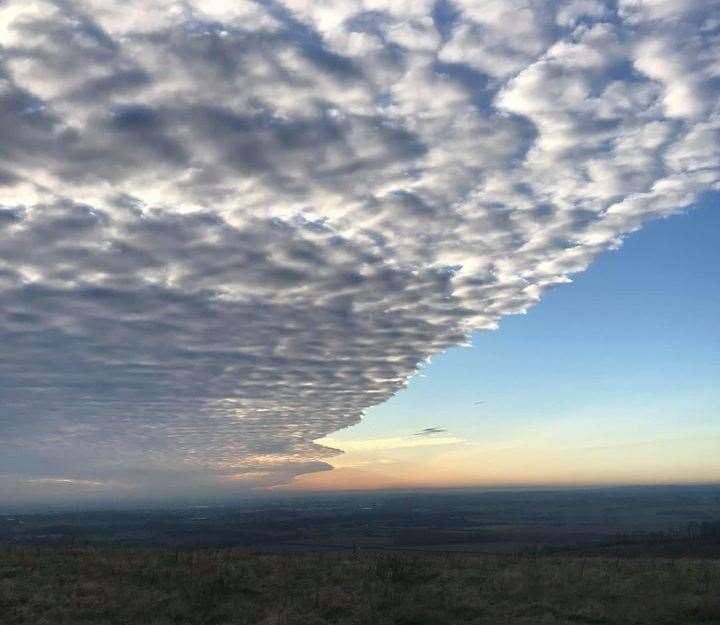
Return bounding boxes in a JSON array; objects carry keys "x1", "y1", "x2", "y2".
[{"x1": 1, "y1": 545, "x2": 719, "y2": 624}]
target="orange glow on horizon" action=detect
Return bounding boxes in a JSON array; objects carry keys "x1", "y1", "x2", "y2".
[{"x1": 277, "y1": 434, "x2": 720, "y2": 492}]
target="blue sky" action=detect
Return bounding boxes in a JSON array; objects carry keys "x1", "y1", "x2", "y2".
[{"x1": 305, "y1": 195, "x2": 719, "y2": 489}]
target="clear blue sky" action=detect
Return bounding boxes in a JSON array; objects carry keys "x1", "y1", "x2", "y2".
[{"x1": 303, "y1": 195, "x2": 719, "y2": 489}]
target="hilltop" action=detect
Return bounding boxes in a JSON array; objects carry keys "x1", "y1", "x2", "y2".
[{"x1": 2, "y1": 545, "x2": 720, "y2": 625}]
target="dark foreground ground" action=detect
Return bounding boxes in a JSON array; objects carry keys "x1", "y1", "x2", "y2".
[{"x1": 2, "y1": 546, "x2": 720, "y2": 625}]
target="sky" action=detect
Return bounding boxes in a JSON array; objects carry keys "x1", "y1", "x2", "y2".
[
  {"x1": 290, "y1": 195, "x2": 720, "y2": 490},
  {"x1": 0, "y1": 0, "x2": 718, "y2": 506}
]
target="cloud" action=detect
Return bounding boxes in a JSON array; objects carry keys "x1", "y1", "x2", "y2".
[
  {"x1": 414, "y1": 427, "x2": 448, "y2": 436},
  {"x1": 318, "y1": 436, "x2": 464, "y2": 452},
  {"x1": 0, "y1": 0, "x2": 718, "y2": 502}
]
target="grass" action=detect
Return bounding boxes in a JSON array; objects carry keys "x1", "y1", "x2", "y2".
[{"x1": 1, "y1": 545, "x2": 720, "y2": 624}]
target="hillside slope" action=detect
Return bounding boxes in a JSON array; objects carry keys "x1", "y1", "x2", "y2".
[{"x1": 2, "y1": 546, "x2": 720, "y2": 624}]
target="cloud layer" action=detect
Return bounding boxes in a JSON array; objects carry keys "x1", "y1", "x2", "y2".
[{"x1": 0, "y1": 0, "x2": 718, "y2": 502}]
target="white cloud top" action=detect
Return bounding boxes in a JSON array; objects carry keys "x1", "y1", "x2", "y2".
[{"x1": 0, "y1": 0, "x2": 718, "y2": 502}]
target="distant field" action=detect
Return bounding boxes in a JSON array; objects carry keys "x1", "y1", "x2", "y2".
[
  {"x1": 3, "y1": 486, "x2": 720, "y2": 553},
  {"x1": 2, "y1": 546, "x2": 719, "y2": 625}
]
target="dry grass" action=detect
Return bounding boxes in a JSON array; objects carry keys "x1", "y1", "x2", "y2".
[{"x1": 1, "y1": 545, "x2": 720, "y2": 624}]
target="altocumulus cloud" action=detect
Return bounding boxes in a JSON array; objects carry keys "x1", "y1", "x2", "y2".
[{"x1": 0, "y1": 0, "x2": 718, "y2": 502}]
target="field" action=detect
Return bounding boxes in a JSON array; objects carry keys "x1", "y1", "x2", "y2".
[
  {"x1": 2, "y1": 545, "x2": 720, "y2": 625},
  {"x1": 2, "y1": 487, "x2": 719, "y2": 624},
  {"x1": 3, "y1": 486, "x2": 720, "y2": 553}
]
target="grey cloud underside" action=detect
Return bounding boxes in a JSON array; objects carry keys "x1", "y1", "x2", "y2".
[{"x1": 0, "y1": 0, "x2": 718, "y2": 500}]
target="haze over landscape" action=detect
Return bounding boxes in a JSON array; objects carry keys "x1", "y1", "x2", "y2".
[{"x1": 0, "y1": 0, "x2": 719, "y2": 507}]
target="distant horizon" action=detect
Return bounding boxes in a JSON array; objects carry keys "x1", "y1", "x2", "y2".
[{"x1": 3, "y1": 482, "x2": 720, "y2": 515}]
